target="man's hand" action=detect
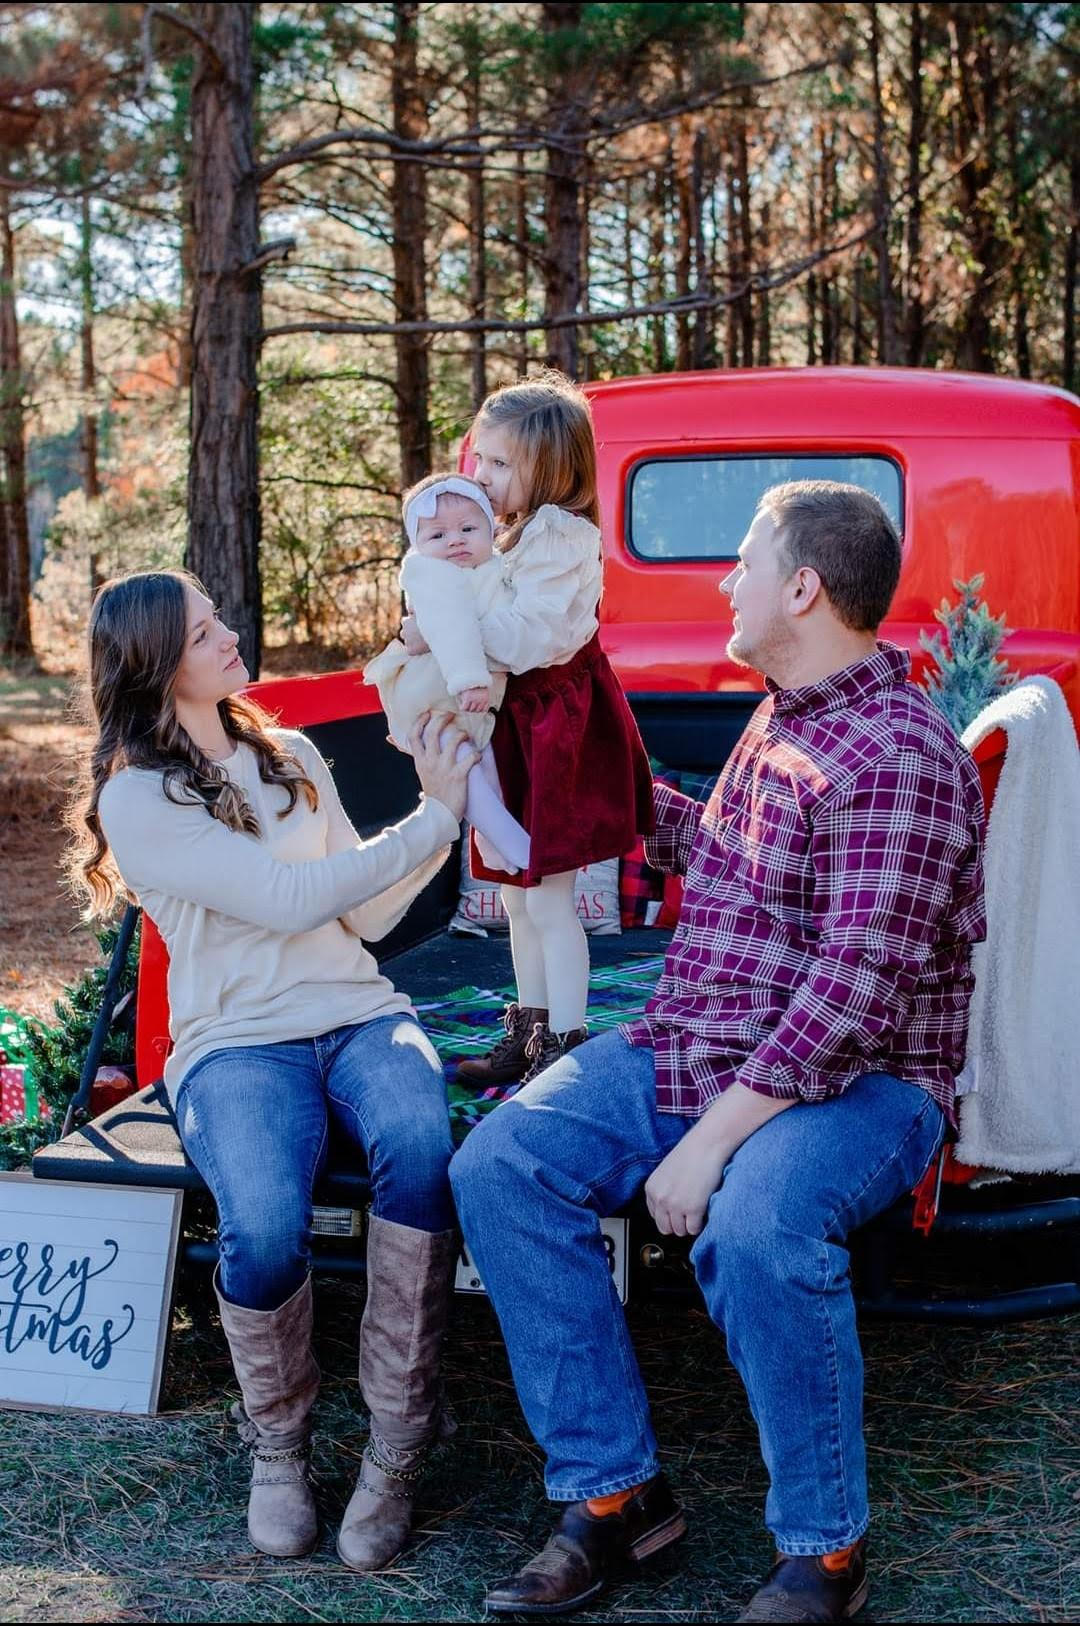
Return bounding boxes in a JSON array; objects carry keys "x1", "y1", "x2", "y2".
[
  {"x1": 401, "y1": 614, "x2": 430, "y2": 655},
  {"x1": 457, "y1": 684, "x2": 491, "y2": 713},
  {"x1": 644, "y1": 1084, "x2": 798, "y2": 1238},
  {"x1": 644, "y1": 1129, "x2": 728, "y2": 1238}
]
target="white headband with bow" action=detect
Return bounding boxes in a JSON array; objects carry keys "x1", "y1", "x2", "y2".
[{"x1": 403, "y1": 476, "x2": 495, "y2": 547}]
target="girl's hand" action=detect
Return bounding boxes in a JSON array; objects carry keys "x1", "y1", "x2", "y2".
[
  {"x1": 410, "y1": 711, "x2": 476, "y2": 821},
  {"x1": 458, "y1": 685, "x2": 491, "y2": 713},
  {"x1": 402, "y1": 614, "x2": 430, "y2": 655}
]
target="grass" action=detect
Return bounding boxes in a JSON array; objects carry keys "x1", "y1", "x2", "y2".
[{"x1": 1, "y1": 1271, "x2": 1076, "y2": 1624}]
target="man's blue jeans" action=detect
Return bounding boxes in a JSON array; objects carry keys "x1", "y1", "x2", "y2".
[
  {"x1": 449, "y1": 1028, "x2": 944, "y2": 1555},
  {"x1": 176, "y1": 1015, "x2": 456, "y2": 1312}
]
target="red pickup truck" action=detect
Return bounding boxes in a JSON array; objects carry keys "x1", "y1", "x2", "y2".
[{"x1": 33, "y1": 366, "x2": 1080, "y2": 1320}]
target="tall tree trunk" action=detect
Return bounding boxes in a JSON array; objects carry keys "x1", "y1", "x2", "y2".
[
  {"x1": 1007, "y1": 104, "x2": 1030, "y2": 378},
  {"x1": 851, "y1": 259, "x2": 866, "y2": 364},
  {"x1": 868, "y1": 3, "x2": 900, "y2": 363},
  {"x1": 515, "y1": 148, "x2": 530, "y2": 376},
  {"x1": 1065, "y1": 146, "x2": 1079, "y2": 394},
  {"x1": 905, "y1": 1, "x2": 926, "y2": 364},
  {"x1": 806, "y1": 178, "x2": 819, "y2": 365},
  {"x1": 391, "y1": 1, "x2": 431, "y2": 485},
  {"x1": 819, "y1": 126, "x2": 838, "y2": 364},
  {"x1": 541, "y1": 2, "x2": 587, "y2": 377},
  {"x1": 465, "y1": 54, "x2": 486, "y2": 410},
  {"x1": 725, "y1": 146, "x2": 739, "y2": 366},
  {"x1": 623, "y1": 171, "x2": 636, "y2": 361},
  {"x1": 735, "y1": 103, "x2": 754, "y2": 365},
  {"x1": 579, "y1": 151, "x2": 592, "y2": 380},
  {"x1": 674, "y1": 118, "x2": 694, "y2": 371},
  {"x1": 691, "y1": 126, "x2": 713, "y2": 367},
  {"x1": 79, "y1": 190, "x2": 104, "y2": 599},
  {"x1": 79, "y1": 195, "x2": 100, "y2": 504},
  {"x1": 0, "y1": 184, "x2": 33, "y2": 660},
  {"x1": 757, "y1": 198, "x2": 771, "y2": 365},
  {"x1": 650, "y1": 148, "x2": 669, "y2": 371},
  {"x1": 186, "y1": 2, "x2": 262, "y2": 676},
  {"x1": 949, "y1": 4, "x2": 999, "y2": 372}
]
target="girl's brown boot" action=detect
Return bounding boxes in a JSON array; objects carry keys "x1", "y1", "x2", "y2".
[{"x1": 454, "y1": 1002, "x2": 548, "y2": 1085}]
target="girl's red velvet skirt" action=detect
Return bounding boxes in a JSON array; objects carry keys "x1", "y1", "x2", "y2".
[{"x1": 469, "y1": 634, "x2": 655, "y2": 889}]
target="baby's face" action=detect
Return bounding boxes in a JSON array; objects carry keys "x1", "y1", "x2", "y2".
[{"x1": 412, "y1": 492, "x2": 494, "y2": 568}]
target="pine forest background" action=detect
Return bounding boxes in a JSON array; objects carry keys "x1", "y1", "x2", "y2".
[{"x1": 1, "y1": 1, "x2": 1078, "y2": 678}]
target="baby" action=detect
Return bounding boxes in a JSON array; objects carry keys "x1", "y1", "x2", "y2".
[{"x1": 364, "y1": 473, "x2": 530, "y2": 873}]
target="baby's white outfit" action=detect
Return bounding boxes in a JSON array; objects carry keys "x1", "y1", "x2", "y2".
[{"x1": 364, "y1": 551, "x2": 510, "y2": 750}]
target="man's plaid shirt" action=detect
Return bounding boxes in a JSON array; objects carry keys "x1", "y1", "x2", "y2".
[{"x1": 623, "y1": 644, "x2": 986, "y2": 1125}]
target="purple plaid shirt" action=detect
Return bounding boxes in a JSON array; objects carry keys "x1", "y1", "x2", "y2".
[{"x1": 622, "y1": 644, "x2": 986, "y2": 1126}]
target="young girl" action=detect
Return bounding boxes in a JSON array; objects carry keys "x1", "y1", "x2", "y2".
[
  {"x1": 364, "y1": 472, "x2": 531, "y2": 873},
  {"x1": 410, "y1": 372, "x2": 654, "y2": 1085}
]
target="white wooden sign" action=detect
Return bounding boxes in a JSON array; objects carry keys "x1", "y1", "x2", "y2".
[{"x1": 0, "y1": 1173, "x2": 183, "y2": 1416}]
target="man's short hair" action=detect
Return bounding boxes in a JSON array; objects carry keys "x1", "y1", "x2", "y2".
[{"x1": 757, "y1": 480, "x2": 902, "y2": 632}]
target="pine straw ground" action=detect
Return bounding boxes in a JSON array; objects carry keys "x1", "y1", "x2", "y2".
[{"x1": 1, "y1": 1276, "x2": 1077, "y2": 1625}]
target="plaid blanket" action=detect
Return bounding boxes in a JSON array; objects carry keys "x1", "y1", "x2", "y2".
[{"x1": 414, "y1": 953, "x2": 666, "y2": 1141}]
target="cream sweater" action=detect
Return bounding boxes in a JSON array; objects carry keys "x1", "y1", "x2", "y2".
[
  {"x1": 98, "y1": 729, "x2": 459, "y2": 1100},
  {"x1": 480, "y1": 504, "x2": 603, "y2": 673}
]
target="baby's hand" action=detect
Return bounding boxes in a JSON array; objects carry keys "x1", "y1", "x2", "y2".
[
  {"x1": 401, "y1": 614, "x2": 430, "y2": 655},
  {"x1": 458, "y1": 685, "x2": 491, "y2": 713}
]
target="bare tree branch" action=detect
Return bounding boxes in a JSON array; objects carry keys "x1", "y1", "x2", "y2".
[
  {"x1": 257, "y1": 56, "x2": 846, "y2": 182},
  {"x1": 263, "y1": 216, "x2": 883, "y2": 343}
]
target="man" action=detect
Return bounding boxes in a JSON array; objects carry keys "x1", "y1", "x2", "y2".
[{"x1": 450, "y1": 480, "x2": 986, "y2": 1622}]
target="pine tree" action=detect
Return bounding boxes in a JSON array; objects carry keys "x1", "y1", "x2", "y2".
[
  {"x1": 919, "y1": 574, "x2": 1017, "y2": 735},
  {"x1": 0, "y1": 919, "x2": 138, "y2": 1170}
]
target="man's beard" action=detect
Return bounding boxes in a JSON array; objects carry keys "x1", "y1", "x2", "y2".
[
  {"x1": 727, "y1": 611, "x2": 790, "y2": 677},
  {"x1": 727, "y1": 629, "x2": 756, "y2": 669}
]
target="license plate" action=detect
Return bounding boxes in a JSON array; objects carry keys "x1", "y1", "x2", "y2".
[{"x1": 455, "y1": 1216, "x2": 628, "y2": 1305}]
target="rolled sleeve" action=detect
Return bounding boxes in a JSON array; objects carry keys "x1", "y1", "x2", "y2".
[{"x1": 644, "y1": 780, "x2": 705, "y2": 876}]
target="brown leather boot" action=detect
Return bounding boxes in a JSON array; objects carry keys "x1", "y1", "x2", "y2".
[
  {"x1": 737, "y1": 1540, "x2": 869, "y2": 1622},
  {"x1": 336, "y1": 1216, "x2": 457, "y2": 1573},
  {"x1": 215, "y1": 1271, "x2": 320, "y2": 1558},
  {"x1": 519, "y1": 1021, "x2": 589, "y2": 1084},
  {"x1": 484, "y1": 1475, "x2": 686, "y2": 1615},
  {"x1": 455, "y1": 1002, "x2": 548, "y2": 1085}
]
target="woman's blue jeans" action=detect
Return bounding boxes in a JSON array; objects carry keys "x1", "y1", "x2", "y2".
[
  {"x1": 450, "y1": 1028, "x2": 944, "y2": 1554},
  {"x1": 175, "y1": 1015, "x2": 456, "y2": 1312}
]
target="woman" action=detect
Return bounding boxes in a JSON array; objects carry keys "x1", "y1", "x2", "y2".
[{"x1": 67, "y1": 568, "x2": 474, "y2": 1570}]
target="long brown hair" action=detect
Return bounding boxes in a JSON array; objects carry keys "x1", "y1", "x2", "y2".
[
  {"x1": 66, "y1": 569, "x2": 318, "y2": 916},
  {"x1": 472, "y1": 369, "x2": 601, "y2": 552}
]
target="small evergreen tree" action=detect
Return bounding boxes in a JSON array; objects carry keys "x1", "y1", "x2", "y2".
[
  {"x1": 0, "y1": 919, "x2": 139, "y2": 1170},
  {"x1": 919, "y1": 575, "x2": 1017, "y2": 736}
]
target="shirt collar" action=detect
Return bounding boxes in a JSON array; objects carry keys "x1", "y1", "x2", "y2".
[{"x1": 767, "y1": 641, "x2": 911, "y2": 718}]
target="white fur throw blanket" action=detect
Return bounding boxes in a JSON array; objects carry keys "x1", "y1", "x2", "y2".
[{"x1": 955, "y1": 677, "x2": 1080, "y2": 1173}]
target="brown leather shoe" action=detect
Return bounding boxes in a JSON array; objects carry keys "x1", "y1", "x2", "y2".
[
  {"x1": 518, "y1": 1022, "x2": 588, "y2": 1085},
  {"x1": 737, "y1": 1539, "x2": 868, "y2": 1621},
  {"x1": 455, "y1": 1003, "x2": 548, "y2": 1085},
  {"x1": 483, "y1": 1474, "x2": 686, "y2": 1616}
]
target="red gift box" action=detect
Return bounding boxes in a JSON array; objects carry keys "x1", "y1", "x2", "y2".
[{"x1": 1, "y1": 1063, "x2": 27, "y2": 1125}]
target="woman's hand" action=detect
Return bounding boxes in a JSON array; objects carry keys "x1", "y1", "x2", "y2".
[
  {"x1": 410, "y1": 711, "x2": 476, "y2": 821},
  {"x1": 402, "y1": 614, "x2": 430, "y2": 655},
  {"x1": 458, "y1": 684, "x2": 491, "y2": 713}
]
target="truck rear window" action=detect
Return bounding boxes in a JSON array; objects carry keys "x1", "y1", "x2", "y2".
[{"x1": 627, "y1": 454, "x2": 903, "y2": 561}]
